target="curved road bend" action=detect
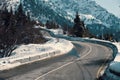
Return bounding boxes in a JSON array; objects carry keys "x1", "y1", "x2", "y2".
[{"x1": 3, "y1": 41, "x2": 113, "y2": 80}]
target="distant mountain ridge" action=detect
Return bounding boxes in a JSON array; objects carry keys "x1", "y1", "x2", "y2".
[{"x1": 1, "y1": 0, "x2": 120, "y2": 39}]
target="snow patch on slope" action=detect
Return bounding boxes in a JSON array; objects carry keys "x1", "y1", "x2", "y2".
[
  {"x1": 2, "y1": 0, "x2": 120, "y2": 29},
  {"x1": 0, "y1": 0, "x2": 20, "y2": 11},
  {"x1": 93, "y1": 0, "x2": 120, "y2": 18}
]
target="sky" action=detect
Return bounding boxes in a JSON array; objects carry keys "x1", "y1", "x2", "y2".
[{"x1": 93, "y1": 0, "x2": 120, "y2": 18}]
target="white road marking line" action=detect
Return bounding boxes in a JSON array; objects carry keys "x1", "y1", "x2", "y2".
[
  {"x1": 96, "y1": 46, "x2": 112, "y2": 79},
  {"x1": 34, "y1": 43, "x2": 92, "y2": 80},
  {"x1": 79, "y1": 44, "x2": 92, "y2": 60},
  {"x1": 34, "y1": 61, "x2": 73, "y2": 80}
]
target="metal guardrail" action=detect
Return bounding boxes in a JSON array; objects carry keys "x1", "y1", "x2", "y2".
[
  {"x1": 0, "y1": 50, "x2": 61, "y2": 66},
  {"x1": 14, "y1": 50, "x2": 61, "y2": 64}
]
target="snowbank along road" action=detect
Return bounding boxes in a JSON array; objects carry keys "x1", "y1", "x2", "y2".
[{"x1": 0, "y1": 41, "x2": 113, "y2": 80}]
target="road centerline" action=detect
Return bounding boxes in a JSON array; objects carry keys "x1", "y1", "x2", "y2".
[{"x1": 34, "y1": 42, "x2": 92, "y2": 80}]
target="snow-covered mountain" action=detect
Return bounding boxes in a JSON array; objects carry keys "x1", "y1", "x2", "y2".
[
  {"x1": 0, "y1": 0, "x2": 19, "y2": 11},
  {"x1": 1, "y1": 0, "x2": 120, "y2": 36},
  {"x1": 93, "y1": 0, "x2": 120, "y2": 18}
]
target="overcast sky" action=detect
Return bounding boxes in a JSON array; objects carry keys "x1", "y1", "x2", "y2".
[{"x1": 93, "y1": 0, "x2": 120, "y2": 18}]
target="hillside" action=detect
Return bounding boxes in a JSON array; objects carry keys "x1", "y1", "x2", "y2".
[{"x1": 1, "y1": 0, "x2": 120, "y2": 39}]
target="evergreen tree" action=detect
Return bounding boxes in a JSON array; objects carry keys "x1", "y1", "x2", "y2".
[
  {"x1": 72, "y1": 12, "x2": 85, "y2": 37},
  {"x1": 0, "y1": 3, "x2": 46, "y2": 57},
  {"x1": 46, "y1": 20, "x2": 59, "y2": 29}
]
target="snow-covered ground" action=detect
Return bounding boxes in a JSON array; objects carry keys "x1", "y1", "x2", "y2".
[
  {"x1": 40, "y1": 27, "x2": 120, "y2": 73},
  {"x1": 92, "y1": 40, "x2": 120, "y2": 80},
  {"x1": 0, "y1": 37, "x2": 74, "y2": 71},
  {"x1": 81, "y1": 38, "x2": 120, "y2": 80},
  {"x1": 105, "y1": 42, "x2": 120, "y2": 80},
  {"x1": 88, "y1": 39, "x2": 120, "y2": 79},
  {"x1": 0, "y1": 26, "x2": 74, "y2": 71},
  {"x1": 1, "y1": 26, "x2": 120, "y2": 80},
  {"x1": 49, "y1": 28, "x2": 63, "y2": 35},
  {"x1": 112, "y1": 43, "x2": 120, "y2": 62}
]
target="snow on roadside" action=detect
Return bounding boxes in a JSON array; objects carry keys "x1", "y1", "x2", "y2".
[
  {"x1": 0, "y1": 37, "x2": 74, "y2": 70},
  {"x1": 109, "y1": 42, "x2": 120, "y2": 74},
  {"x1": 90, "y1": 39, "x2": 120, "y2": 74},
  {"x1": 85, "y1": 38, "x2": 120, "y2": 79},
  {"x1": 35, "y1": 27, "x2": 120, "y2": 78},
  {"x1": 49, "y1": 28, "x2": 63, "y2": 35},
  {"x1": 112, "y1": 43, "x2": 120, "y2": 62},
  {"x1": 42, "y1": 27, "x2": 120, "y2": 79}
]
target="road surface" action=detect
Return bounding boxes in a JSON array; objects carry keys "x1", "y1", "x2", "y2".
[{"x1": 1, "y1": 41, "x2": 113, "y2": 80}]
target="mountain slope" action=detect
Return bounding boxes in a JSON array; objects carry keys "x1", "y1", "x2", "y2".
[
  {"x1": 1, "y1": 0, "x2": 120, "y2": 27},
  {"x1": 43, "y1": 0, "x2": 120, "y2": 28},
  {"x1": 1, "y1": 0, "x2": 120, "y2": 37},
  {"x1": 23, "y1": 0, "x2": 120, "y2": 37},
  {"x1": 93, "y1": 0, "x2": 120, "y2": 18}
]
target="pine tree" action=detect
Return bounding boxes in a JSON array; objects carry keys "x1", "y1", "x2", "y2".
[
  {"x1": 2, "y1": 7, "x2": 10, "y2": 27},
  {"x1": 72, "y1": 12, "x2": 85, "y2": 37},
  {"x1": 0, "y1": 3, "x2": 46, "y2": 57}
]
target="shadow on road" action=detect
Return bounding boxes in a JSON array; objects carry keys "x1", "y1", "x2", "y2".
[
  {"x1": 0, "y1": 78, "x2": 5, "y2": 80},
  {"x1": 0, "y1": 54, "x2": 72, "y2": 79},
  {"x1": 83, "y1": 58, "x2": 111, "y2": 66}
]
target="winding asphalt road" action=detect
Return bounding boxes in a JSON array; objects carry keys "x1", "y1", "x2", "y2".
[{"x1": 1, "y1": 41, "x2": 113, "y2": 80}]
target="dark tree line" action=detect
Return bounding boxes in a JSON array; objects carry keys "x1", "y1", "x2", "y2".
[
  {"x1": 72, "y1": 12, "x2": 85, "y2": 37},
  {"x1": 62, "y1": 12, "x2": 113, "y2": 41},
  {"x1": 45, "y1": 20, "x2": 59, "y2": 29},
  {"x1": 97, "y1": 33, "x2": 114, "y2": 41},
  {"x1": 0, "y1": 3, "x2": 46, "y2": 57},
  {"x1": 66, "y1": 12, "x2": 93, "y2": 37}
]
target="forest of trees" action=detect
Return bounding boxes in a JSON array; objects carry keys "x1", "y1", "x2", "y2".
[
  {"x1": 62, "y1": 12, "x2": 114, "y2": 41},
  {"x1": 0, "y1": 3, "x2": 46, "y2": 57},
  {"x1": 67, "y1": 12, "x2": 93, "y2": 38},
  {"x1": 0, "y1": 3, "x2": 115, "y2": 58},
  {"x1": 45, "y1": 20, "x2": 60, "y2": 29}
]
